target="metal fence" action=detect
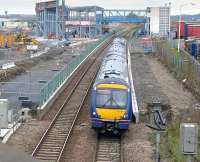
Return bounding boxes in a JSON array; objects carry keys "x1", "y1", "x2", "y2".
[
  {"x1": 154, "y1": 40, "x2": 200, "y2": 98},
  {"x1": 38, "y1": 34, "x2": 112, "y2": 107}
]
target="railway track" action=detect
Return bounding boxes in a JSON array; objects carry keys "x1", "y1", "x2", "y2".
[
  {"x1": 94, "y1": 135, "x2": 122, "y2": 162},
  {"x1": 32, "y1": 38, "x2": 111, "y2": 162}
]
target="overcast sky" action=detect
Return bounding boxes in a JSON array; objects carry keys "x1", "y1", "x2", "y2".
[{"x1": 0, "y1": 0, "x2": 199, "y2": 15}]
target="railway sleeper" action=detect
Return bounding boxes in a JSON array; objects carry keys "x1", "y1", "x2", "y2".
[
  {"x1": 49, "y1": 128, "x2": 69, "y2": 132},
  {"x1": 47, "y1": 132, "x2": 69, "y2": 136},
  {"x1": 40, "y1": 145, "x2": 62, "y2": 149},
  {"x1": 36, "y1": 150, "x2": 61, "y2": 154},
  {"x1": 38, "y1": 147, "x2": 61, "y2": 152},
  {"x1": 44, "y1": 138, "x2": 65, "y2": 143},
  {"x1": 36, "y1": 156, "x2": 58, "y2": 161},
  {"x1": 50, "y1": 126, "x2": 70, "y2": 130},
  {"x1": 41, "y1": 141, "x2": 64, "y2": 145},
  {"x1": 47, "y1": 134, "x2": 66, "y2": 138},
  {"x1": 58, "y1": 114, "x2": 76, "y2": 119},
  {"x1": 36, "y1": 154, "x2": 59, "y2": 158}
]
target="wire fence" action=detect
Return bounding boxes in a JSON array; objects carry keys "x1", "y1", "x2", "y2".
[
  {"x1": 154, "y1": 40, "x2": 200, "y2": 98},
  {"x1": 38, "y1": 33, "x2": 112, "y2": 107}
]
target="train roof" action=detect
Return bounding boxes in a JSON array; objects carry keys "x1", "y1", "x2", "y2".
[{"x1": 95, "y1": 37, "x2": 129, "y2": 84}]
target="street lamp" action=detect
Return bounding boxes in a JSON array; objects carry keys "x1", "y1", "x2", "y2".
[{"x1": 178, "y1": 3, "x2": 196, "y2": 53}]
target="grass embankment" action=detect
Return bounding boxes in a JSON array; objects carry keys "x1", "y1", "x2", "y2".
[{"x1": 155, "y1": 41, "x2": 200, "y2": 100}]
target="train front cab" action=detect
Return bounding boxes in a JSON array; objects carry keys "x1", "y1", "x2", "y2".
[{"x1": 90, "y1": 83, "x2": 132, "y2": 133}]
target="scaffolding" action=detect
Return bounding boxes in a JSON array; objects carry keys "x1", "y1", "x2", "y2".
[{"x1": 66, "y1": 6, "x2": 104, "y2": 38}]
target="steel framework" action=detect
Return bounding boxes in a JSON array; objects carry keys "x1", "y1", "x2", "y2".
[
  {"x1": 35, "y1": 0, "x2": 66, "y2": 39},
  {"x1": 35, "y1": 1, "x2": 150, "y2": 38},
  {"x1": 66, "y1": 6, "x2": 104, "y2": 38}
]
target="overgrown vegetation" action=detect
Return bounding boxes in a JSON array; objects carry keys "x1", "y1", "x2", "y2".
[
  {"x1": 160, "y1": 122, "x2": 200, "y2": 162},
  {"x1": 154, "y1": 40, "x2": 200, "y2": 100}
]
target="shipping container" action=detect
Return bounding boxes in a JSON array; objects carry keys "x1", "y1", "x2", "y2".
[
  {"x1": 176, "y1": 21, "x2": 185, "y2": 38},
  {"x1": 190, "y1": 43, "x2": 198, "y2": 58},
  {"x1": 185, "y1": 39, "x2": 200, "y2": 61},
  {"x1": 184, "y1": 24, "x2": 188, "y2": 39},
  {"x1": 188, "y1": 25, "x2": 200, "y2": 38},
  {"x1": 176, "y1": 21, "x2": 200, "y2": 39}
]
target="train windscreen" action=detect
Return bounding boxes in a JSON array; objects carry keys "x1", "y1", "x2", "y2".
[{"x1": 96, "y1": 89, "x2": 127, "y2": 109}]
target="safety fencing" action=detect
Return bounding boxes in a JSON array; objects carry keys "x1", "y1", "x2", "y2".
[
  {"x1": 154, "y1": 40, "x2": 200, "y2": 98},
  {"x1": 38, "y1": 33, "x2": 112, "y2": 107}
]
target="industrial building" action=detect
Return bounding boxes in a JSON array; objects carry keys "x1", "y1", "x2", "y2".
[
  {"x1": 35, "y1": 0, "x2": 148, "y2": 39},
  {"x1": 0, "y1": 18, "x2": 32, "y2": 30},
  {"x1": 149, "y1": 6, "x2": 170, "y2": 37}
]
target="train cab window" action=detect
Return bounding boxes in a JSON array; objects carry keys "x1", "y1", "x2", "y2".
[{"x1": 96, "y1": 89, "x2": 127, "y2": 109}]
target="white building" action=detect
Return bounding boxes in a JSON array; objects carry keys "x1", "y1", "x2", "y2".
[
  {"x1": 0, "y1": 18, "x2": 29, "y2": 29},
  {"x1": 149, "y1": 6, "x2": 170, "y2": 37}
]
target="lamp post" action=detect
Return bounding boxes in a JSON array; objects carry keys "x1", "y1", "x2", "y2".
[{"x1": 178, "y1": 3, "x2": 196, "y2": 53}]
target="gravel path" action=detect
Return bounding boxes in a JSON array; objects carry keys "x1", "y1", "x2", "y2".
[
  {"x1": 122, "y1": 51, "x2": 164, "y2": 162},
  {"x1": 122, "y1": 124, "x2": 154, "y2": 162},
  {"x1": 148, "y1": 57, "x2": 200, "y2": 114},
  {"x1": 131, "y1": 53, "x2": 170, "y2": 107}
]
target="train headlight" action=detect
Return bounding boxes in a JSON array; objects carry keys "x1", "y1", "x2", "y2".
[
  {"x1": 92, "y1": 112, "x2": 99, "y2": 118},
  {"x1": 123, "y1": 114, "x2": 128, "y2": 119}
]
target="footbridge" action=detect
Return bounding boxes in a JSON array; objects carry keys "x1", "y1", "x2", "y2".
[{"x1": 96, "y1": 9, "x2": 148, "y2": 24}]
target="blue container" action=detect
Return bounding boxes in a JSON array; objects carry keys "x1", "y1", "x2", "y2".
[
  {"x1": 190, "y1": 43, "x2": 197, "y2": 58},
  {"x1": 184, "y1": 24, "x2": 188, "y2": 39}
]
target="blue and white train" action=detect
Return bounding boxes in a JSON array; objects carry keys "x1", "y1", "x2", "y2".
[{"x1": 90, "y1": 37, "x2": 136, "y2": 134}]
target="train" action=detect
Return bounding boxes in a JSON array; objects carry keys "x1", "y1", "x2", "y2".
[{"x1": 90, "y1": 37, "x2": 133, "y2": 134}]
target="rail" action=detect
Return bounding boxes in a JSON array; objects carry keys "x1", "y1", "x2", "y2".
[
  {"x1": 94, "y1": 135, "x2": 122, "y2": 162},
  {"x1": 32, "y1": 35, "x2": 112, "y2": 162}
]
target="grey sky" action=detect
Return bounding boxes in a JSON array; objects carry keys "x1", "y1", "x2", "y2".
[{"x1": 0, "y1": 0, "x2": 199, "y2": 15}]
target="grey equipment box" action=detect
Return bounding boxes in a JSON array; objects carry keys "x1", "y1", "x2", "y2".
[
  {"x1": 0, "y1": 99, "x2": 8, "y2": 129},
  {"x1": 180, "y1": 123, "x2": 198, "y2": 155}
]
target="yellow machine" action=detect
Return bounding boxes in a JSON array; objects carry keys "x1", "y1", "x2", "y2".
[
  {"x1": 15, "y1": 32, "x2": 39, "y2": 46},
  {"x1": 0, "y1": 34, "x2": 5, "y2": 48},
  {"x1": 7, "y1": 33, "x2": 14, "y2": 48},
  {"x1": 0, "y1": 32, "x2": 39, "y2": 49},
  {"x1": 0, "y1": 33, "x2": 14, "y2": 48},
  {"x1": 31, "y1": 38, "x2": 39, "y2": 45},
  {"x1": 16, "y1": 32, "x2": 28, "y2": 45}
]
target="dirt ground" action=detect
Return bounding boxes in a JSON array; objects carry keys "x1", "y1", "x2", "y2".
[
  {"x1": 148, "y1": 57, "x2": 200, "y2": 115},
  {"x1": 122, "y1": 39, "x2": 200, "y2": 162},
  {"x1": 122, "y1": 124, "x2": 154, "y2": 162},
  {"x1": 61, "y1": 95, "x2": 97, "y2": 162},
  {"x1": 0, "y1": 40, "x2": 89, "y2": 82},
  {"x1": 7, "y1": 120, "x2": 50, "y2": 154}
]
